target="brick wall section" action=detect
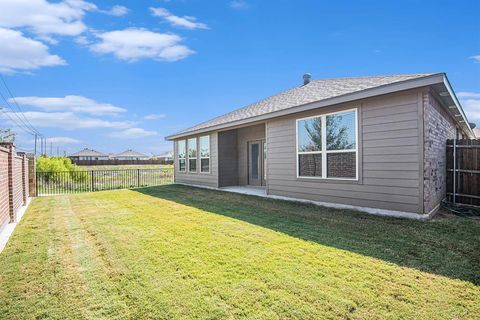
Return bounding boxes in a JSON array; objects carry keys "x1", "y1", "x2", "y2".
[
  {"x1": 0, "y1": 147, "x2": 9, "y2": 230},
  {"x1": 0, "y1": 143, "x2": 30, "y2": 227},
  {"x1": 423, "y1": 92, "x2": 457, "y2": 213},
  {"x1": 12, "y1": 156, "x2": 24, "y2": 216},
  {"x1": 27, "y1": 155, "x2": 36, "y2": 196}
]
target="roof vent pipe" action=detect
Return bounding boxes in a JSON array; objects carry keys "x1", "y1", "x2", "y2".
[{"x1": 303, "y1": 73, "x2": 311, "y2": 85}]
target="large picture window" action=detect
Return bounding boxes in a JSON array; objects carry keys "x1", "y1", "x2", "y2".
[
  {"x1": 199, "y1": 135, "x2": 210, "y2": 173},
  {"x1": 187, "y1": 138, "x2": 197, "y2": 172},
  {"x1": 296, "y1": 109, "x2": 357, "y2": 179},
  {"x1": 177, "y1": 140, "x2": 186, "y2": 172}
]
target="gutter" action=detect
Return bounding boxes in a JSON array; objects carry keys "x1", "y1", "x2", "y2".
[{"x1": 441, "y1": 74, "x2": 476, "y2": 139}]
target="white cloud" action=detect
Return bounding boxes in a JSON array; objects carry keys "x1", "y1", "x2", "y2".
[
  {"x1": 74, "y1": 36, "x2": 91, "y2": 45},
  {"x1": 150, "y1": 7, "x2": 208, "y2": 30},
  {"x1": 44, "y1": 136, "x2": 81, "y2": 144},
  {"x1": 144, "y1": 114, "x2": 166, "y2": 120},
  {"x1": 469, "y1": 55, "x2": 480, "y2": 63},
  {"x1": 458, "y1": 92, "x2": 480, "y2": 99},
  {"x1": 0, "y1": 0, "x2": 96, "y2": 37},
  {"x1": 89, "y1": 28, "x2": 194, "y2": 62},
  {"x1": 11, "y1": 95, "x2": 126, "y2": 116},
  {"x1": 3, "y1": 111, "x2": 134, "y2": 130},
  {"x1": 458, "y1": 91, "x2": 480, "y2": 124},
  {"x1": 103, "y1": 5, "x2": 128, "y2": 16},
  {"x1": 229, "y1": 1, "x2": 249, "y2": 9},
  {"x1": 0, "y1": 28, "x2": 66, "y2": 73},
  {"x1": 108, "y1": 128, "x2": 157, "y2": 138}
]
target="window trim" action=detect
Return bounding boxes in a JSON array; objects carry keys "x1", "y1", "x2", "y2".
[
  {"x1": 177, "y1": 140, "x2": 187, "y2": 172},
  {"x1": 295, "y1": 108, "x2": 358, "y2": 181},
  {"x1": 199, "y1": 135, "x2": 211, "y2": 174},
  {"x1": 187, "y1": 137, "x2": 198, "y2": 173}
]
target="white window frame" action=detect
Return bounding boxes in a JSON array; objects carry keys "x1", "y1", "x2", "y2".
[
  {"x1": 187, "y1": 137, "x2": 197, "y2": 173},
  {"x1": 199, "y1": 135, "x2": 210, "y2": 174},
  {"x1": 296, "y1": 108, "x2": 358, "y2": 181},
  {"x1": 177, "y1": 140, "x2": 186, "y2": 172}
]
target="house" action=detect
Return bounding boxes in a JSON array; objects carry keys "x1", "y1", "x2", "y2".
[
  {"x1": 111, "y1": 149, "x2": 149, "y2": 160},
  {"x1": 166, "y1": 73, "x2": 474, "y2": 218},
  {"x1": 153, "y1": 151, "x2": 174, "y2": 162},
  {"x1": 69, "y1": 148, "x2": 109, "y2": 161}
]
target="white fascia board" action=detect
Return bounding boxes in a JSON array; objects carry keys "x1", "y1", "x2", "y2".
[{"x1": 442, "y1": 75, "x2": 476, "y2": 139}]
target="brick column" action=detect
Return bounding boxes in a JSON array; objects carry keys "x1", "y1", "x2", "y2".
[
  {"x1": 27, "y1": 154, "x2": 36, "y2": 197},
  {"x1": 19, "y1": 153, "x2": 27, "y2": 205}
]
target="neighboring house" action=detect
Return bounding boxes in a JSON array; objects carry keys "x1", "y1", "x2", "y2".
[
  {"x1": 69, "y1": 148, "x2": 109, "y2": 161},
  {"x1": 474, "y1": 128, "x2": 480, "y2": 139},
  {"x1": 166, "y1": 73, "x2": 474, "y2": 218},
  {"x1": 153, "y1": 151, "x2": 174, "y2": 161},
  {"x1": 111, "y1": 149, "x2": 149, "y2": 160}
]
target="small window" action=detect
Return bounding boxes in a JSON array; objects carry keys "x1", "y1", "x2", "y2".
[
  {"x1": 326, "y1": 111, "x2": 357, "y2": 178},
  {"x1": 297, "y1": 116, "x2": 323, "y2": 177},
  {"x1": 297, "y1": 109, "x2": 357, "y2": 179},
  {"x1": 199, "y1": 135, "x2": 210, "y2": 173},
  {"x1": 188, "y1": 138, "x2": 197, "y2": 172},
  {"x1": 178, "y1": 140, "x2": 186, "y2": 172}
]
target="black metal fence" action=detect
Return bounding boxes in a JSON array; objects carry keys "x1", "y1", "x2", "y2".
[
  {"x1": 70, "y1": 159, "x2": 173, "y2": 166},
  {"x1": 36, "y1": 168, "x2": 174, "y2": 195}
]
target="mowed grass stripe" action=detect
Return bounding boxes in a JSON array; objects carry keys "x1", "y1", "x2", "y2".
[{"x1": 0, "y1": 185, "x2": 479, "y2": 319}]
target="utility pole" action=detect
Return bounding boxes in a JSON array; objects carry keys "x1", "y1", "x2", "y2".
[
  {"x1": 50, "y1": 142, "x2": 52, "y2": 156},
  {"x1": 34, "y1": 133, "x2": 37, "y2": 156},
  {"x1": 57, "y1": 146, "x2": 59, "y2": 156}
]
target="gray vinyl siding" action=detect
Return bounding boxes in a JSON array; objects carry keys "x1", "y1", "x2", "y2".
[
  {"x1": 266, "y1": 90, "x2": 423, "y2": 214},
  {"x1": 237, "y1": 124, "x2": 266, "y2": 185},
  {"x1": 218, "y1": 130, "x2": 238, "y2": 187},
  {"x1": 174, "y1": 132, "x2": 219, "y2": 188}
]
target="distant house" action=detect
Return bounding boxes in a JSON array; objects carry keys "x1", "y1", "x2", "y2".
[
  {"x1": 154, "y1": 151, "x2": 173, "y2": 162},
  {"x1": 474, "y1": 128, "x2": 480, "y2": 139},
  {"x1": 111, "y1": 149, "x2": 149, "y2": 160},
  {"x1": 69, "y1": 148, "x2": 109, "y2": 161},
  {"x1": 166, "y1": 73, "x2": 475, "y2": 218}
]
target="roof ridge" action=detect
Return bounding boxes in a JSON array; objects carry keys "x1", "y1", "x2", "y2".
[
  {"x1": 171, "y1": 73, "x2": 442, "y2": 138},
  {"x1": 309, "y1": 73, "x2": 437, "y2": 82}
]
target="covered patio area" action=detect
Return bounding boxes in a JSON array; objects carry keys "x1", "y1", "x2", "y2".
[{"x1": 217, "y1": 123, "x2": 266, "y2": 188}]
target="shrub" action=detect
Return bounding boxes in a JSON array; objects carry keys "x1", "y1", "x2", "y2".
[
  {"x1": 37, "y1": 156, "x2": 78, "y2": 173},
  {"x1": 37, "y1": 157, "x2": 87, "y2": 183}
]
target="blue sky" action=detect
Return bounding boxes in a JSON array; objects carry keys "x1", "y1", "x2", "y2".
[{"x1": 1, "y1": 0, "x2": 479, "y2": 155}]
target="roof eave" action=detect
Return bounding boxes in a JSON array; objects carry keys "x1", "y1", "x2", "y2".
[
  {"x1": 165, "y1": 73, "x2": 445, "y2": 140},
  {"x1": 440, "y1": 75, "x2": 476, "y2": 139}
]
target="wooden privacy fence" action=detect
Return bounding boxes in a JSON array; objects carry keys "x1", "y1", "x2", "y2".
[
  {"x1": 446, "y1": 139, "x2": 480, "y2": 206},
  {"x1": 36, "y1": 168, "x2": 174, "y2": 195}
]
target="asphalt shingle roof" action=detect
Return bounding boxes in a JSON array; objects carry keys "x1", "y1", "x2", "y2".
[
  {"x1": 113, "y1": 149, "x2": 148, "y2": 158},
  {"x1": 70, "y1": 148, "x2": 107, "y2": 157},
  {"x1": 174, "y1": 74, "x2": 434, "y2": 136}
]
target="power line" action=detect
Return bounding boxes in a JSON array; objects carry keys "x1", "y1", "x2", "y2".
[
  {"x1": 0, "y1": 106, "x2": 36, "y2": 136},
  {"x1": 0, "y1": 93, "x2": 36, "y2": 135},
  {"x1": 0, "y1": 74, "x2": 41, "y2": 136},
  {"x1": 0, "y1": 74, "x2": 47, "y2": 156}
]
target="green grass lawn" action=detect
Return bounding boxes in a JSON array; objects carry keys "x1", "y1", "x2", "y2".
[{"x1": 0, "y1": 185, "x2": 479, "y2": 319}]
